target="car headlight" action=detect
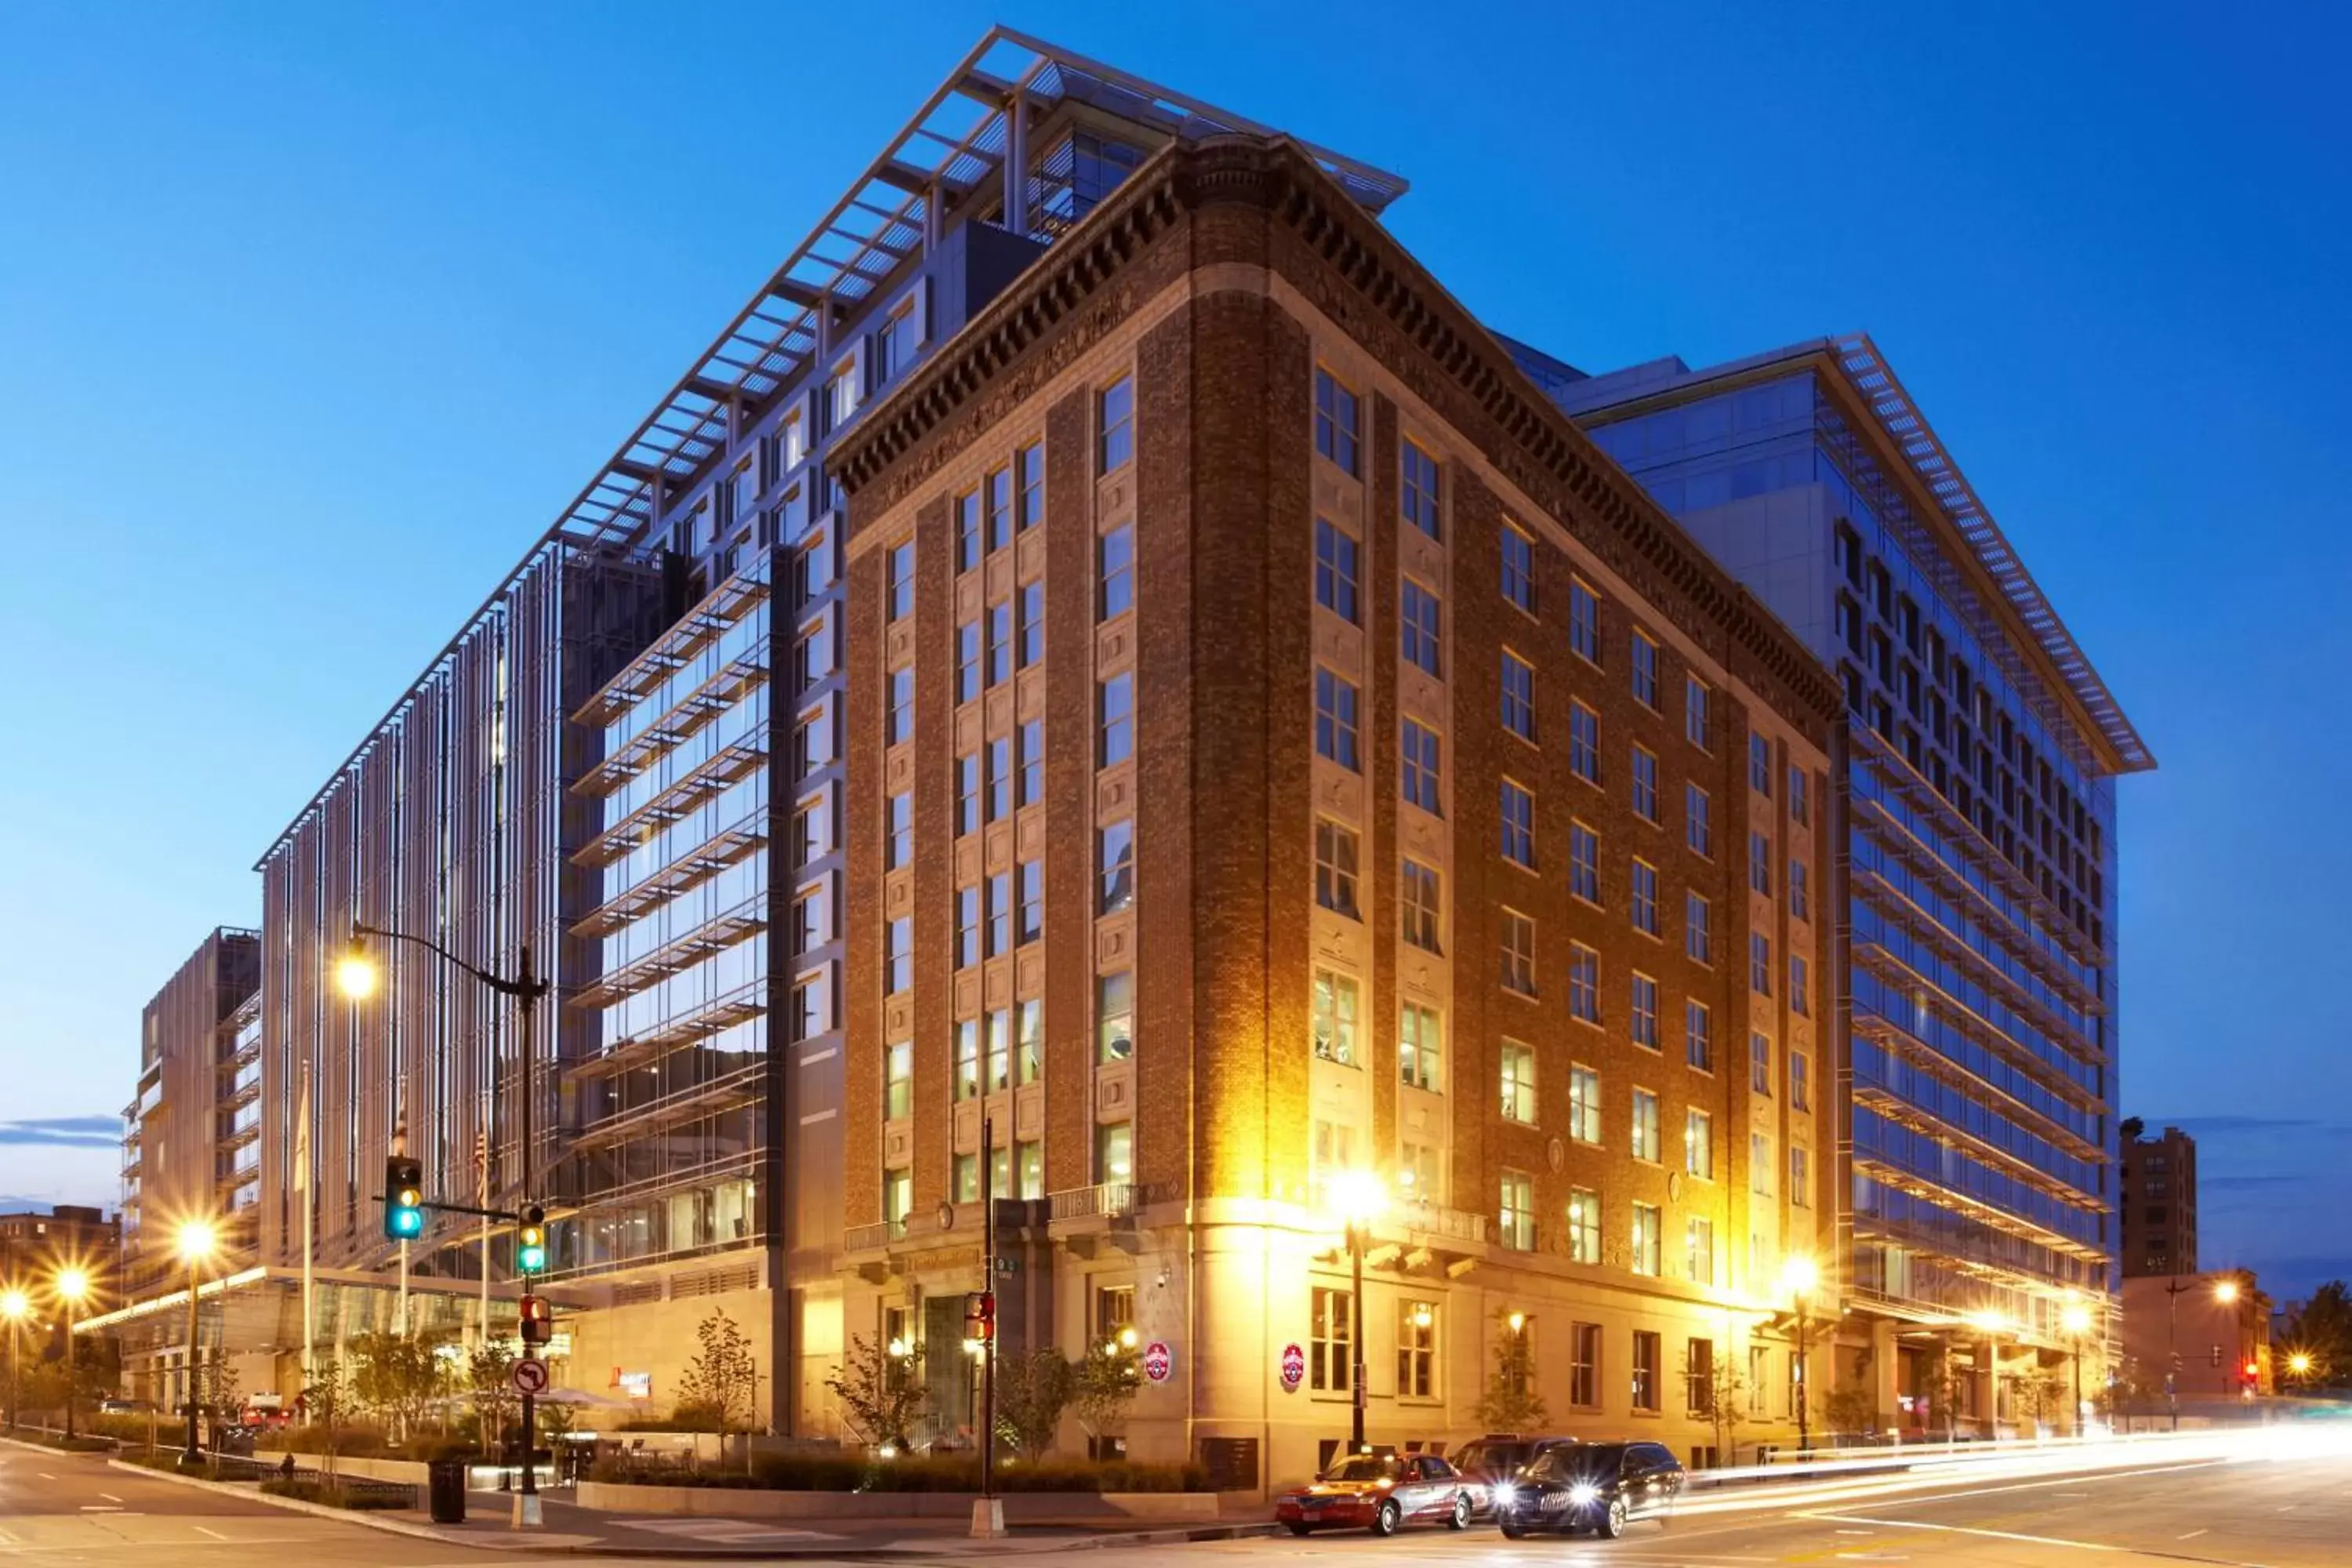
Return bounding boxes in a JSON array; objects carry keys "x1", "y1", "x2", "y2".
[
  {"x1": 1493, "y1": 1483, "x2": 1518, "y2": 1507},
  {"x1": 1568, "y1": 1483, "x2": 1602, "y2": 1508}
]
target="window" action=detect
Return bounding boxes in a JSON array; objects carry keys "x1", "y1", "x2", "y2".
[
  {"x1": 1400, "y1": 581, "x2": 1443, "y2": 677},
  {"x1": 1568, "y1": 942, "x2": 1599, "y2": 1024},
  {"x1": 1632, "y1": 1203, "x2": 1662, "y2": 1276},
  {"x1": 1791, "y1": 1145, "x2": 1812, "y2": 1207},
  {"x1": 1569, "y1": 1321, "x2": 1601, "y2": 1406},
  {"x1": 1499, "y1": 780, "x2": 1534, "y2": 868},
  {"x1": 1500, "y1": 522, "x2": 1534, "y2": 611},
  {"x1": 1684, "y1": 1109, "x2": 1715, "y2": 1183},
  {"x1": 1018, "y1": 441, "x2": 1044, "y2": 532},
  {"x1": 1303, "y1": 818, "x2": 1359, "y2": 922},
  {"x1": 1018, "y1": 719, "x2": 1044, "y2": 807},
  {"x1": 827, "y1": 354, "x2": 860, "y2": 430},
  {"x1": 1631, "y1": 858, "x2": 1660, "y2": 936},
  {"x1": 1750, "y1": 1345, "x2": 1770, "y2": 1417},
  {"x1": 1314, "y1": 368, "x2": 1359, "y2": 475},
  {"x1": 1019, "y1": 579, "x2": 1044, "y2": 666},
  {"x1": 1310, "y1": 1285, "x2": 1352, "y2": 1392},
  {"x1": 1631, "y1": 972, "x2": 1660, "y2": 1050},
  {"x1": 1566, "y1": 1188, "x2": 1600, "y2": 1265},
  {"x1": 956, "y1": 885, "x2": 982, "y2": 968},
  {"x1": 1791, "y1": 953, "x2": 1811, "y2": 1018},
  {"x1": 1099, "y1": 672, "x2": 1134, "y2": 767},
  {"x1": 779, "y1": 408, "x2": 808, "y2": 473},
  {"x1": 1686, "y1": 676, "x2": 1711, "y2": 748},
  {"x1": 885, "y1": 666, "x2": 914, "y2": 745},
  {"x1": 986, "y1": 1007, "x2": 1013, "y2": 1091},
  {"x1": 1399, "y1": 1138, "x2": 1444, "y2": 1204},
  {"x1": 955, "y1": 1018, "x2": 981, "y2": 1101},
  {"x1": 1401, "y1": 440, "x2": 1442, "y2": 539},
  {"x1": 1750, "y1": 932, "x2": 1773, "y2": 996},
  {"x1": 1750, "y1": 731, "x2": 1773, "y2": 793},
  {"x1": 953, "y1": 1152, "x2": 979, "y2": 1203},
  {"x1": 956, "y1": 619, "x2": 982, "y2": 702},
  {"x1": 1632, "y1": 1330, "x2": 1661, "y2": 1411},
  {"x1": 1312, "y1": 969, "x2": 1359, "y2": 1065},
  {"x1": 1686, "y1": 784, "x2": 1712, "y2": 857},
  {"x1": 1401, "y1": 720, "x2": 1442, "y2": 813},
  {"x1": 957, "y1": 489, "x2": 983, "y2": 573},
  {"x1": 1018, "y1": 860, "x2": 1043, "y2": 946},
  {"x1": 1313, "y1": 518, "x2": 1359, "y2": 622},
  {"x1": 886, "y1": 917, "x2": 913, "y2": 996},
  {"x1": 1096, "y1": 1120, "x2": 1133, "y2": 1184},
  {"x1": 1500, "y1": 909, "x2": 1536, "y2": 996},
  {"x1": 1751, "y1": 1131, "x2": 1774, "y2": 1195},
  {"x1": 1017, "y1": 996, "x2": 1043, "y2": 1084},
  {"x1": 1097, "y1": 971, "x2": 1134, "y2": 1062},
  {"x1": 1402, "y1": 858, "x2": 1443, "y2": 952},
  {"x1": 1500, "y1": 651, "x2": 1535, "y2": 741},
  {"x1": 1632, "y1": 1088, "x2": 1661, "y2": 1162},
  {"x1": 1099, "y1": 376, "x2": 1134, "y2": 471},
  {"x1": 1790, "y1": 767, "x2": 1810, "y2": 826},
  {"x1": 1751, "y1": 832, "x2": 1773, "y2": 896},
  {"x1": 1686, "y1": 892, "x2": 1712, "y2": 964},
  {"x1": 1632, "y1": 630, "x2": 1660, "y2": 708},
  {"x1": 887, "y1": 791, "x2": 913, "y2": 869},
  {"x1": 1632, "y1": 746, "x2": 1659, "y2": 821},
  {"x1": 1687, "y1": 1221, "x2": 1715, "y2": 1289},
  {"x1": 1498, "y1": 1169, "x2": 1536, "y2": 1250},
  {"x1": 1570, "y1": 702, "x2": 1600, "y2": 783},
  {"x1": 1397, "y1": 1301, "x2": 1437, "y2": 1398},
  {"x1": 989, "y1": 735, "x2": 1013, "y2": 820},
  {"x1": 1569, "y1": 820, "x2": 1600, "y2": 904},
  {"x1": 1099, "y1": 820, "x2": 1134, "y2": 913},
  {"x1": 1686, "y1": 999, "x2": 1713, "y2": 1073},
  {"x1": 1751, "y1": 1031, "x2": 1773, "y2": 1096},
  {"x1": 1315, "y1": 669, "x2": 1361, "y2": 770},
  {"x1": 1098, "y1": 524, "x2": 1134, "y2": 619},
  {"x1": 1399, "y1": 1003, "x2": 1442, "y2": 1092},
  {"x1": 1569, "y1": 1063, "x2": 1601, "y2": 1145},
  {"x1": 1500, "y1": 1040, "x2": 1537, "y2": 1123},
  {"x1": 984, "y1": 466, "x2": 1014, "y2": 554},
  {"x1": 884, "y1": 1038, "x2": 913, "y2": 1120},
  {"x1": 1570, "y1": 578, "x2": 1599, "y2": 663},
  {"x1": 1791, "y1": 1050, "x2": 1811, "y2": 1112},
  {"x1": 887, "y1": 540, "x2": 916, "y2": 621},
  {"x1": 1790, "y1": 859, "x2": 1809, "y2": 920}
]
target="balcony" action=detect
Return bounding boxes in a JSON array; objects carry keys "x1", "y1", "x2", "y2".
[
  {"x1": 568, "y1": 898, "x2": 768, "y2": 1011},
  {"x1": 570, "y1": 727, "x2": 768, "y2": 872},
  {"x1": 575, "y1": 642, "x2": 770, "y2": 799},
  {"x1": 843, "y1": 1217, "x2": 908, "y2": 1255},
  {"x1": 1048, "y1": 1182, "x2": 1141, "y2": 1223}
]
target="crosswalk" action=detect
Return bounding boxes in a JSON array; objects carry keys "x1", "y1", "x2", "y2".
[{"x1": 610, "y1": 1515, "x2": 848, "y2": 1545}]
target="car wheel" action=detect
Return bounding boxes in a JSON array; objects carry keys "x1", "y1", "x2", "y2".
[
  {"x1": 1448, "y1": 1493, "x2": 1472, "y2": 1530},
  {"x1": 1372, "y1": 1499, "x2": 1403, "y2": 1537},
  {"x1": 1597, "y1": 1496, "x2": 1629, "y2": 1540},
  {"x1": 1497, "y1": 1517, "x2": 1526, "y2": 1540},
  {"x1": 1286, "y1": 1523, "x2": 1313, "y2": 1537}
]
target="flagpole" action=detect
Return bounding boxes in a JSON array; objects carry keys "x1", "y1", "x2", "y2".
[
  {"x1": 477, "y1": 1114, "x2": 491, "y2": 1349},
  {"x1": 298, "y1": 1058, "x2": 315, "y2": 1396}
]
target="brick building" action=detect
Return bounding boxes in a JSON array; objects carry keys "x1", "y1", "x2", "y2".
[
  {"x1": 829, "y1": 135, "x2": 1840, "y2": 1483},
  {"x1": 2121, "y1": 1124, "x2": 2198, "y2": 1278}
]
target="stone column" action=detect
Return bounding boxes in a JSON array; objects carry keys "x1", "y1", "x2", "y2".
[{"x1": 1871, "y1": 1318, "x2": 1899, "y2": 1434}]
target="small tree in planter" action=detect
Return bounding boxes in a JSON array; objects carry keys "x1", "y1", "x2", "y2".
[
  {"x1": 199, "y1": 1349, "x2": 241, "y2": 1451},
  {"x1": 349, "y1": 1330, "x2": 447, "y2": 1444},
  {"x1": 302, "y1": 1359, "x2": 355, "y2": 1477},
  {"x1": 995, "y1": 1348, "x2": 1075, "y2": 1460},
  {"x1": 674, "y1": 1308, "x2": 761, "y2": 1473},
  {"x1": 1823, "y1": 1382, "x2": 1876, "y2": 1444},
  {"x1": 1473, "y1": 1316, "x2": 1548, "y2": 1433},
  {"x1": 826, "y1": 1334, "x2": 930, "y2": 1454},
  {"x1": 1695, "y1": 1352, "x2": 1747, "y2": 1465},
  {"x1": 1073, "y1": 1338, "x2": 1141, "y2": 1461},
  {"x1": 467, "y1": 1343, "x2": 517, "y2": 1455}
]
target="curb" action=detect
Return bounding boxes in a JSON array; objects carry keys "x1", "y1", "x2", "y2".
[{"x1": 103, "y1": 1459, "x2": 466, "y2": 1546}]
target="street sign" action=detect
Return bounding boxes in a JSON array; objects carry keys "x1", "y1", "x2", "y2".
[
  {"x1": 1279, "y1": 1342, "x2": 1305, "y2": 1392},
  {"x1": 511, "y1": 1357, "x2": 550, "y2": 1397},
  {"x1": 1142, "y1": 1340, "x2": 1174, "y2": 1384}
]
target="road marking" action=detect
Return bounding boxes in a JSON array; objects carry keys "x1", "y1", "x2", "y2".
[
  {"x1": 79, "y1": 1505, "x2": 122, "y2": 1512},
  {"x1": 2180, "y1": 1529, "x2": 2211, "y2": 1540},
  {"x1": 2277, "y1": 1504, "x2": 2297, "y2": 1512},
  {"x1": 98, "y1": 1492, "x2": 121, "y2": 1501},
  {"x1": 36, "y1": 1472, "x2": 53, "y2": 1479},
  {"x1": 194, "y1": 1526, "x2": 229, "y2": 1541}
]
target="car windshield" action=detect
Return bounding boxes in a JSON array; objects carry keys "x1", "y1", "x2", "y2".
[
  {"x1": 1323, "y1": 1457, "x2": 1404, "y2": 1483},
  {"x1": 1530, "y1": 1443, "x2": 1623, "y2": 1481}
]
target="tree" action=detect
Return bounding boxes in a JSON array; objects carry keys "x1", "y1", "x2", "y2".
[
  {"x1": 2287, "y1": 1281, "x2": 2352, "y2": 1385},
  {"x1": 199, "y1": 1350, "x2": 241, "y2": 1448},
  {"x1": 467, "y1": 1343, "x2": 518, "y2": 1453},
  {"x1": 349, "y1": 1331, "x2": 446, "y2": 1442},
  {"x1": 1823, "y1": 1382, "x2": 1876, "y2": 1442},
  {"x1": 302, "y1": 1359, "x2": 356, "y2": 1475},
  {"x1": 2118, "y1": 1116, "x2": 2145, "y2": 1143},
  {"x1": 1071, "y1": 1338, "x2": 1142, "y2": 1457},
  {"x1": 1472, "y1": 1318, "x2": 1548, "y2": 1432},
  {"x1": 674, "y1": 1308, "x2": 761, "y2": 1471},
  {"x1": 1918, "y1": 1347, "x2": 1963, "y2": 1440},
  {"x1": 1696, "y1": 1353, "x2": 1747, "y2": 1463},
  {"x1": 826, "y1": 1334, "x2": 929, "y2": 1453},
  {"x1": 995, "y1": 1348, "x2": 1075, "y2": 1459}
]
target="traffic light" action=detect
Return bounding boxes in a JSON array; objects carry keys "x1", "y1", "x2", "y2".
[
  {"x1": 519, "y1": 1294, "x2": 552, "y2": 1347},
  {"x1": 963, "y1": 1290, "x2": 995, "y2": 1345},
  {"x1": 2243, "y1": 1360, "x2": 2260, "y2": 1382},
  {"x1": 384, "y1": 1156, "x2": 425, "y2": 1240},
  {"x1": 517, "y1": 1204, "x2": 548, "y2": 1275}
]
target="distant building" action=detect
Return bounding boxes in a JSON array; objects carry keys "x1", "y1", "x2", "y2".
[
  {"x1": 2120, "y1": 1124, "x2": 2197, "y2": 1278},
  {"x1": 2119, "y1": 1269, "x2": 2269, "y2": 1407},
  {"x1": 0, "y1": 1204, "x2": 121, "y2": 1303}
]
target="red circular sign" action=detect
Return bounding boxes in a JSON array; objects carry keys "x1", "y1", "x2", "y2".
[
  {"x1": 1142, "y1": 1340, "x2": 1174, "y2": 1383},
  {"x1": 1279, "y1": 1342, "x2": 1305, "y2": 1392}
]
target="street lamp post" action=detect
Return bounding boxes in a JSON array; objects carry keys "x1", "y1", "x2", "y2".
[
  {"x1": 1780, "y1": 1256, "x2": 1818, "y2": 1456},
  {"x1": 342, "y1": 921, "x2": 550, "y2": 1526},
  {"x1": 2061, "y1": 1301, "x2": 2092, "y2": 1436},
  {"x1": 177, "y1": 1221, "x2": 217, "y2": 1465},
  {"x1": 1, "y1": 1288, "x2": 27, "y2": 1432},
  {"x1": 1327, "y1": 1172, "x2": 1386, "y2": 1456},
  {"x1": 54, "y1": 1268, "x2": 89, "y2": 1440}
]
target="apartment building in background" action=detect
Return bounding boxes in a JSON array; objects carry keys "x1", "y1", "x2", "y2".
[
  {"x1": 0, "y1": 1205, "x2": 120, "y2": 1302},
  {"x1": 2121, "y1": 1123, "x2": 2198, "y2": 1278},
  {"x1": 1531, "y1": 337, "x2": 2152, "y2": 1436}
]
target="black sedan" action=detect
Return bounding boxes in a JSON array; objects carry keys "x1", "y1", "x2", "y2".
[{"x1": 1492, "y1": 1440, "x2": 1684, "y2": 1540}]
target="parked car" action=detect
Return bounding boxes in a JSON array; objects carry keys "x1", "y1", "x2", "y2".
[
  {"x1": 1493, "y1": 1440, "x2": 1685, "y2": 1540},
  {"x1": 1275, "y1": 1453, "x2": 1475, "y2": 1536},
  {"x1": 1451, "y1": 1432, "x2": 1581, "y2": 1514}
]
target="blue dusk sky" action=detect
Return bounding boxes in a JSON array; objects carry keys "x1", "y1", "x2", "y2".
[{"x1": 2, "y1": 4, "x2": 2345, "y2": 1291}]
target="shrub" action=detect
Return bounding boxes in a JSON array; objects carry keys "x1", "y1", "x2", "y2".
[
  {"x1": 267, "y1": 1423, "x2": 390, "y2": 1457},
  {"x1": 261, "y1": 1477, "x2": 412, "y2": 1511},
  {"x1": 589, "y1": 1452, "x2": 1207, "y2": 1494}
]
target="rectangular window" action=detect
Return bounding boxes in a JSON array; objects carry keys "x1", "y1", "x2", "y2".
[
  {"x1": 1018, "y1": 719, "x2": 1044, "y2": 807},
  {"x1": 1632, "y1": 1330, "x2": 1661, "y2": 1411},
  {"x1": 1314, "y1": 368, "x2": 1359, "y2": 475},
  {"x1": 1632, "y1": 746, "x2": 1659, "y2": 822},
  {"x1": 1402, "y1": 858, "x2": 1443, "y2": 953},
  {"x1": 887, "y1": 539, "x2": 916, "y2": 622},
  {"x1": 1315, "y1": 668, "x2": 1361, "y2": 771},
  {"x1": 1570, "y1": 578, "x2": 1600, "y2": 663},
  {"x1": 1687, "y1": 1221, "x2": 1715, "y2": 1290},
  {"x1": 1500, "y1": 909, "x2": 1536, "y2": 996},
  {"x1": 1018, "y1": 859, "x2": 1043, "y2": 946},
  {"x1": 781, "y1": 408, "x2": 808, "y2": 473},
  {"x1": 1750, "y1": 932, "x2": 1773, "y2": 996},
  {"x1": 1016, "y1": 1138, "x2": 1044, "y2": 1199},
  {"x1": 1312, "y1": 968, "x2": 1359, "y2": 1065},
  {"x1": 1791, "y1": 767, "x2": 1810, "y2": 826},
  {"x1": 953, "y1": 1151, "x2": 978, "y2": 1203},
  {"x1": 956, "y1": 619, "x2": 982, "y2": 702},
  {"x1": 1631, "y1": 972, "x2": 1660, "y2": 1050},
  {"x1": 885, "y1": 917, "x2": 913, "y2": 996},
  {"x1": 1500, "y1": 521, "x2": 1534, "y2": 612},
  {"x1": 827, "y1": 354, "x2": 860, "y2": 430},
  {"x1": 1018, "y1": 441, "x2": 1044, "y2": 532},
  {"x1": 989, "y1": 735, "x2": 1013, "y2": 821},
  {"x1": 1099, "y1": 820, "x2": 1134, "y2": 913},
  {"x1": 1751, "y1": 1031, "x2": 1773, "y2": 1097},
  {"x1": 1686, "y1": 783, "x2": 1712, "y2": 857},
  {"x1": 1790, "y1": 859, "x2": 1809, "y2": 920},
  {"x1": 1401, "y1": 580, "x2": 1443, "y2": 677},
  {"x1": 1098, "y1": 524, "x2": 1134, "y2": 619},
  {"x1": 957, "y1": 490, "x2": 983, "y2": 573},
  {"x1": 1498, "y1": 1168, "x2": 1536, "y2": 1251},
  {"x1": 1685, "y1": 1109, "x2": 1715, "y2": 1182},
  {"x1": 1397, "y1": 1300, "x2": 1437, "y2": 1398},
  {"x1": 1632, "y1": 1087, "x2": 1661, "y2": 1163},
  {"x1": 1310, "y1": 1285, "x2": 1353, "y2": 1392},
  {"x1": 1402, "y1": 439, "x2": 1442, "y2": 539},
  {"x1": 1500, "y1": 780, "x2": 1535, "y2": 869},
  {"x1": 983, "y1": 466, "x2": 1013, "y2": 554},
  {"x1": 886, "y1": 666, "x2": 914, "y2": 746},
  {"x1": 1399, "y1": 1003, "x2": 1442, "y2": 1092},
  {"x1": 1099, "y1": 376, "x2": 1134, "y2": 472},
  {"x1": 956, "y1": 884, "x2": 982, "y2": 968},
  {"x1": 1570, "y1": 1063, "x2": 1601, "y2": 1145},
  {"x1": 1401, "y1": 719, "x2": 1442, "y2": 814},
  {"x1": 1686, "y1": 999, "x2": 1713, "y2": 1073},
  {"x1": 1631, "y1": 858, "x2": 1660, "y2": 936},
  {"x1": 1566, "y1": 1188, "x2": 1600, "y2": 1265},
  {"x1": 986, "y1": 1007, "x2": 1012, "y2": 1091},
  {"x1": 1751, "y1": 731, "x2": 1773, "y2": 794},
  {"x1": 1097, "y1": 971, "x2": 1134, "y2": 1062},
  {"x1": 1632, "y1": 630, "x2": 1660, "y2": 708},
  {"x1": 1500, "y1": 1039, "x2": 1537, "y2": 1123},
  {"x1": 884, "y1": 1038, "x2": 913, "y2": 1120},
  {"x1": 954, "y1": 1018, "x2": 981, "y2": 1102},
  {"x1": 1399, "y1": 1138, "x2": 1444, "y2": 1205},
  {"x1": 1019, "y1": 579, "x2": 1044, "y2": 667},
  {"x1": 1096, "y1": 1121, "x2": 1133, "y2": 1185},
  {"x1": 1686, "y1": 892, "x2": 1712, "y2": 964},
  {"x1": 1632, "y1": 1202, "x2": 1662, "y2": 1276},
  {"x1": 1791, "y1": 1145, "x2": 1812, "y2": 1207},
  {"x1": 1570, "y1": 1321, "x2": 1601, "y2": 1406},
  {"x1": 1751, "y1": 1131, "x2": 1774, "y2": 1196},
  {"x1": 1570, "y1": 702, "x2": 1600, "y2": 784},
  {"x1": 1098, "y1": 672, "x2": 1134, "y2": 768},
  {"x1": 1791, "y1": 953, "x2": 1811, "y2": 1017},
  {"x1": 1570, "y1": 820, "x2": 1600, "y2": 904},
  {"x1": 887, "y1": 790, "x2": 913, "y2": 869},
  {"x1": 1313, "y1": 518, "x2": 1359, "y2": 622},
  {"x1": 1500, "y1": 650, "x2": 1536, "y2": 741},
  {"x1": 1314, "y1": 818, "x2": 1360, "y2": 918},
  {"x1": 1568, "y1": 941, "x2": 1599, "y2": 1024},
  {"x1": 1686, "y1": 675, "x2": 1711, "y2": 749},
  {"x1": 1791, "y1": 1050, "x2": 1811, "y2": 1112},
  {"x1": 1751, "y1": 831, "x2": 1773, "y2": 896}
]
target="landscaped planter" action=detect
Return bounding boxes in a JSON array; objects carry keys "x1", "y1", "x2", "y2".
[{"x1": 575, "y1": 1480, "x2": 1219, "y2": 1522}]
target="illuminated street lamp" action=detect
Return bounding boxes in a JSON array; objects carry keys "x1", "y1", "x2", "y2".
[
  {"x1": 53, "y1": 1267, "x2": 89, "y2": 1440},
  {"x1": 2061, "y1": 1300, "x2": 2093, "y2": 1435},
  {"x1": 176, "y1": 1220, "x2": 217, "y2": 1465},
  {"x1": 1325, "y1": 1170, "x2": 1387, "y2": 1454},
  {"x1": 1, "y1": 1287, "x2": 28, "y2": 1432},
  {"x1": 1780, "y1": 1257, "x2": 1820, "y2": 1454}
]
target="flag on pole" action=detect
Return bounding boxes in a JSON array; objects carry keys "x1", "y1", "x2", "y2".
[{"x1": 292, "y1": 1058, "x2": 310, "y2": 1192}]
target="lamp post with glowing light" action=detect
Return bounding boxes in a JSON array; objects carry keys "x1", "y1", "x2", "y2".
[
  {"x1": 53, "y1": 1268, "x2": 89, "y2": 1440},
  {"x1": 2060, "y1": 1300, "x2": 2092, "y2": 1436},
  {"x1": 1780, "y1": 1256, "x2": 1818, "y2": 1454},
  {"x1": 1, "y1": 1287, "x2": 27, "y2": 1431},
  {"x1": 177, "y1": 1221, "x2": 217, "y2": 1465},
  {"x1": 1327, "y1": 1171, "x2": 1386, "y2": 1455}
]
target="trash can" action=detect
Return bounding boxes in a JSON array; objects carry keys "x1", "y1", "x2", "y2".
[{"x1": 426, "y1": 1457, "x2": 468, "y2": 1525}]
